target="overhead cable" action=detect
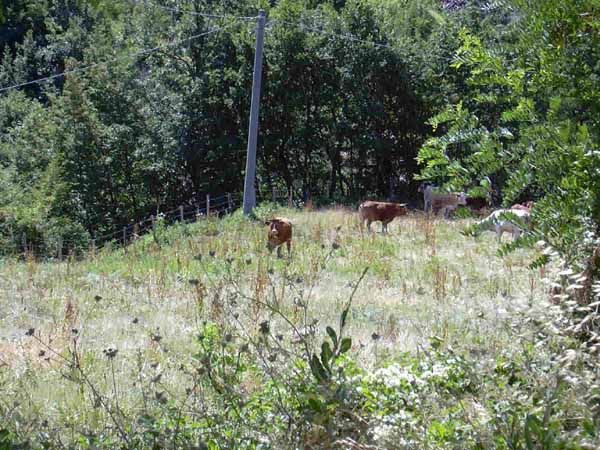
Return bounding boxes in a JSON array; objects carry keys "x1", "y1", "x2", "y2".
[
  {"x1": 274, "y1": 19, "x2": 396, "y2": 51},
  {"x1": 143, "y1": 1, "x2": 257, "y2": 21},
  {"x1": 0, "y1": 20, "x2": 244, "y2": 94}
]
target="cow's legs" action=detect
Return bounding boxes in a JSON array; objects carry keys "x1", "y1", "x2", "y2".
[
  {"x1": 277, "y1": 245, "x2": 282, "y2": 258},
  {"x1": 382, "y1": 220, "x2": 391, "y2": 234},
  {"x1": 495, "y1": 225, "x2": 503, "y2": 242},
  {"x1": 286, "y1": 240, "x2": 291, "y2": 257},
  {"x1": 366, "y1": 220, "x2": 372, "y2": 233}
]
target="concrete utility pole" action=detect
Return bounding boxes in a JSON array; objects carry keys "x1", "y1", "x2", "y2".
[{"x1": 243, "y1": 9, "x2": 266, "y2": 216}]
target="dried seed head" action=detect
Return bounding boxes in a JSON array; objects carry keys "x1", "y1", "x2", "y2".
[
  {"x1": 151, "y1": 373, "x2": 162, "y2": 383},
  {"x1": 25, "y1": 328, "x2": 35, "y2": 336},
  {"x1": 103, "y1": 348, "x2": 118, "y2": 359},
  {"x1": 259, "y1": 321, "x2": 270, "y2": 335},
  {"x1": 155, "y1": 391, "x2": 167, "y2": 404}
]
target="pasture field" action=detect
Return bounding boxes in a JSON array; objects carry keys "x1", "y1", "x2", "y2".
[{"x1": 0, "y1": 206, "x2": 597, "y2": 449}]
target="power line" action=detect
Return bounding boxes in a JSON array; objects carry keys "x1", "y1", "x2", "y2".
[
  {"x1": 273, "y1": 19, "x2": 396, "y2": 51},
  {"x1": 0, "y1": 20, "x2": 245, "y2": 94},
  {"x1": 141, "y1": 1, "x2": 257, "y2": 21}
]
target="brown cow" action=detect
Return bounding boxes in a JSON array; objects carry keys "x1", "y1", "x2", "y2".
[
  {"x1": 358, "y1": 201, "x2": 408, "y2": 234},
  {"x1": 265, "y1": 217, "x2": 292, "y2": 257},
  {"x1": 431, "y1": 192, "x2": 467, "y2": 218}
]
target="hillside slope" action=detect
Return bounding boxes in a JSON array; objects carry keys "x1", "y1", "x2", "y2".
[{"x1": 0, "y1": 208, "x2": 596, "y2": 449}]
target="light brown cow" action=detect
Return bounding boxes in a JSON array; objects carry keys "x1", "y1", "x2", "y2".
[
  {"x1": 431, "y1": 193, "x2": 467, "y2": 218},
  {"x1": 358, "y1": 201, "x2": 408, "y2": 234},
  {"x1": 265, "y1": 217, "x2": 292, "y2": 257},
  {"x1": 510, "y1": 201, "x2": 534, "y2": 212}
]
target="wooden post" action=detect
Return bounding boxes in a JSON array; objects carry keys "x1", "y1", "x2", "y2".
[
  {"x1": 58, "y1": 236, "x2": 63, "y2": 260},
  {"x1": 122, "y1": 227, "x2": 127, "y2": 245},
  {"x1": 272, "y1": 186, "x2": 276, "y2": 202},
  {"x1": 242, "y1": 10, "x2": 267, "y2": 216},
  {"x1": 196, "y1": 204, "x2": 201, "y2": 218},
  {"x1": 228, "y1": 193, "x2": 233, "y2": 212},
  {"x1": 288, "y1": 187, "x2": 293, "y2": 208},
  {"x1": 151, "y1": 215, "x2": 156, "y2": 230},
  {"x1": 22, "y1": 233, "x2": 27, "y2": 255},
  {"x1": 90, "y1": 237, "x2": 96, "y2": 257},
  {"x1": 206, "y1": 194, "x2": 211, "y2": 217},
  {"x1": 9, "y1": 225, "x2": 14, "y2": 254},
  {"x1": 179, "y1": 205, "x2": 184, "y2": 222},
  {"x1": 133, "y1": 223, "x2": 140, "y2": 239}
]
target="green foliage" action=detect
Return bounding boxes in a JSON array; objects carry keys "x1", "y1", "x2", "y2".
[
  {"x1": 0, "y1": 0, "x2": 469, "y2": 257},
  {"x1": 417, "y1": 0, "x2": 600, "y2": 268}
]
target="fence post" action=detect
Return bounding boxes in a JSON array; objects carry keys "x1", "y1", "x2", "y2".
[
  {"x1": 206, "y1": 194, "x2": 211, "y2": 217},
  {"x1": 122, "y1": 227, "x2": 127, "y2": 246},
  {"x1": 22, "y1": 233, "x2": 27, "y2": 255},
  {"x1": 228, "y1": 193, "x2": 233, "y2": 212},
  {"x1": 179, "y1": 205, "x2": 184, "y2": 222},
  {"x1": 90, "y1": 236, "x2": 96, "y2": 257},
  {"x1": 58, "y1": 236, "x2": 63, "y2": 260},
  {"x1": 9, "y1": 225, "x2": 14, "y2": 254},
  {"x1": 196, "y1": 204, "x2": 201, "y2": 219},
  {"x1": 272, "y1": 186, "x2": 276, "y2": 202},
  {"x1": 288, "y1": 187, "x2": 293, "y2": 208}
]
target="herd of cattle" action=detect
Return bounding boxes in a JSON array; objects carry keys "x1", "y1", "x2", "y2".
[{"x1": 265, "y1": 184, "x2": 534, "y2": 256}]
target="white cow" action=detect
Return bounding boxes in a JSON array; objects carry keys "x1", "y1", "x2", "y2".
[{"x1": 477, "y1": 209, "x2": 531, "y2": 241}]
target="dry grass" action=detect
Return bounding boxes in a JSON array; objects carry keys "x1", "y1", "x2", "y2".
[{"x1": 0, "y1": 206, "x2": 552, "y2": 434}]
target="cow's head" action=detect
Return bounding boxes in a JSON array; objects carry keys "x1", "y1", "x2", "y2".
[
  {"x1": 265, "y1": 219, "x2": 283, "y2": 248},
  {"x1": 417, "y1": 182, "x2": 428, "y2": 193},
  {"x1": 394, "y1": 203, "x2": 409, "y2": 217}
]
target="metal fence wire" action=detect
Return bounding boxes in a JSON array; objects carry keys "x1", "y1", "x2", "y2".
[{"x1": 10, "y1": 192, "x2": 242, "y2": 260}]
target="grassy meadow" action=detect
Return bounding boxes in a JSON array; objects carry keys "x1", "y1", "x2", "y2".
[{"x1": 0, "y1": 206, "x2": 596, "y2": 449}]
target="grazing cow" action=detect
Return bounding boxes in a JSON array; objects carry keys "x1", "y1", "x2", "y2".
[
  {"x1": 265, "y1": 217, "x2": 292, "y2": 257},
  {"x1": 476, "y1": 209, "x2": 531, "y2": 241},
  {"x1": 418, "y1": 182, "x2": 436, "y2": 212},
  {"x1": 358, "y1": 201, "x2": 408, "y2": 234},
  {"x1": 431, "y1": 193, "x2": 467, "y2": 218},
  {"x1": 510, "y1": 201, "x2": 534, "y2": 212}
]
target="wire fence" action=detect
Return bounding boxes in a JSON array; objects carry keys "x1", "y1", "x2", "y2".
[{"x1": 8, "y1": 192, "x2": 242, "y2": 260}]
